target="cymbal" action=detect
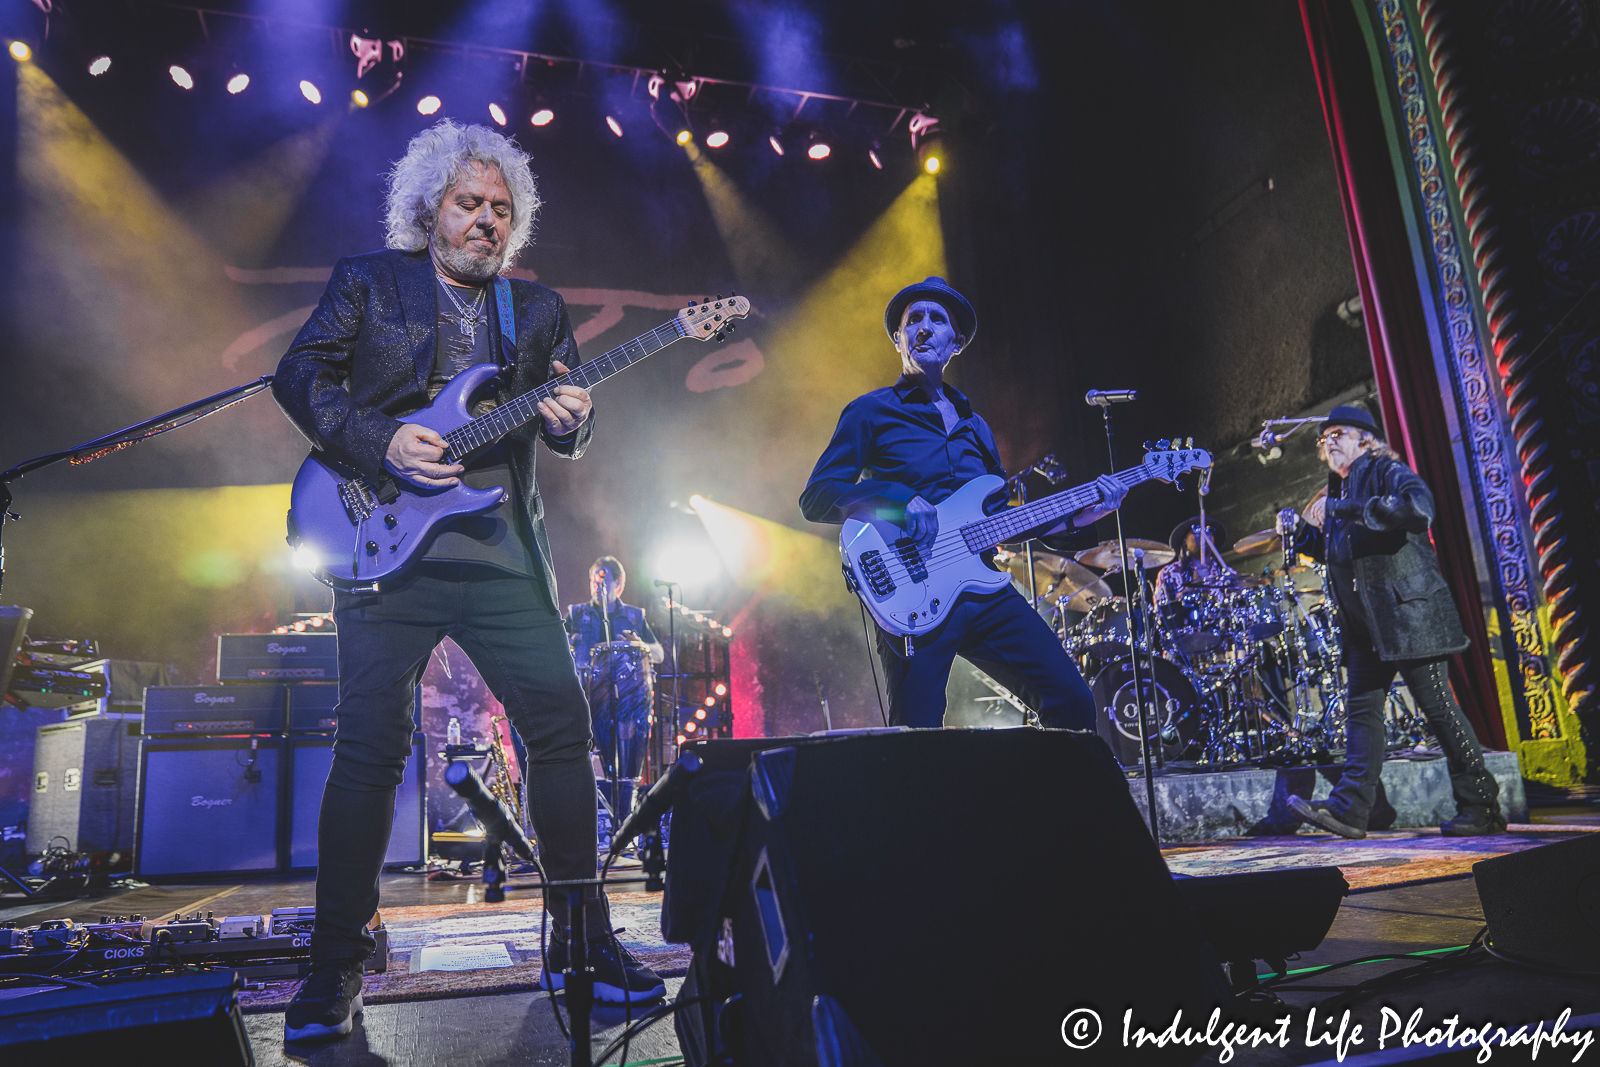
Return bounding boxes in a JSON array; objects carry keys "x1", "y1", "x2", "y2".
[
  {"x1": 1001, "y1": 551, "x2": 1113, "y2": 608},
  {"x1": 1074, "y1": 539, "x2": 1175, "y2": 570},
  {"x1": 1233, "y1": 528, "x2": 1283, "y2": 557}
]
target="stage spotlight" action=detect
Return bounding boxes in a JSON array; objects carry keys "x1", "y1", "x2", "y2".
[
  {"x1": 705, "y1": 130, "x2": 729, "y2": 148},
  {"x1": 488, "y1": 102, "x2": 507, "y2": 126},
  {"x1": 653, "y1": 539, "x2": 722, "y2": 586},
  {"x1": 925, "y1": 155, "x2": 940, "y2": 174},
  {"x1": 769, "y1": 134, "x2": 784, "y2": 155},
  {"x1": 684, "y1": 720, "x2": 697, "y2": 733},
  {"x1": 676, "y1": 129, "x2": 692, "y2": 145},
  {"x1": 299, "y1": 80, "x2": 322, "y2": 104},
  {"x1": 676, "y1": 734, "x2": 686, "y2": 745},
  {"x1": 869, "y1": 146, "x2": 883, "y2": 170},
  {"x1": 715, "y1": 683, "x2": 727, "y2": 696},
  {"x1": 9, "y1": 42, "x2": 30, "y2": 62},
  {"x1": 703, "y1": 697, "x2": 715, "y2": 707},
  {"x1": 351, "y1": 89, "x2": 369, "y2": 107},
  {"x1": 605, "y1": 115, "x2": 623, "y2": 137},
  {"x1": 291, "y1": 544, "x2": 319, "y2": 572},
  {"x1": 693, "y1": 613, "x2": 705, "y2": 623},
  {"x1": 169, "y1": 65, "x2": 194, "y2": 89},
  {"x1": 808, "y1": 142, "x2": 831, "y2": 160},
  {"x1": 88, "y1": 56, "x2": 111, "y2": 76},
  {"x1": 530, "y1": 108, "x2": 553, "y2": 126},
  {"x1": 695, "y1": 708, "x2": 707, "y2": 720},
  {"x1": 722, "y1": 626, "x2": 734, "y2": 637},
  {"x1": 226, "y1": 73, "x2": 249, "y2": 94},
  {"x1": 417, "y1": 95, "x2": 441, "y2": 115}
]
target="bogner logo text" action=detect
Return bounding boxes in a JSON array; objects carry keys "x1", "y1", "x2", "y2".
[
  {"x1": 191, "y1": 796, "x2": 234, "y2": 808},
  {"x1": 194, "y1": 692, "x2": 237, "y2": 704},
  {"x1": 266, "y1": 643, "x2": 308, "y2": 654}
]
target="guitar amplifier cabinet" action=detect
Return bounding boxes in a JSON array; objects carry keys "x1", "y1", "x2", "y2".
[
  {"x1": 143, "y1": 685, "x2": 285, "y2": 736},
  {"x1": 136, "y1": 738, "x2": 282, "y2": 878},
  {"x1": 287, "y1": 733, "x2": 426, "y2": 869},
  {"x1": 26, "y1": 717, "x2": 141, "y2": 855},
  {"x1": 217, "y1": 633, "x2": 338, "y2": 682},
  {"x1": 288, "y1": 683, "x2": 421, "y2": 732}
]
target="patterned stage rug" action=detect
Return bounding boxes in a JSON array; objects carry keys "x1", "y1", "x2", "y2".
[
  {"x1": 237, "y1": 891, "x2": 691, "y2": 1013},
  {"x1": 1160, "y1": 823, "x2": 1600, "y2": 891}
]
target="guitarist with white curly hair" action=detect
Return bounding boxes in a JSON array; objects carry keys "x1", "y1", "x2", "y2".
[{"x1": 272, "y1": 119, "x2": 664, "y2": 1044}]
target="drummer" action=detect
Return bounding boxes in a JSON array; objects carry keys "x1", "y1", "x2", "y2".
[
  {"x1": 565, "y1": 556, "x2": 665, "y2": 670},
  {"x1": 1153, "y1": 517, "x2": 1236, "y2": 607}
]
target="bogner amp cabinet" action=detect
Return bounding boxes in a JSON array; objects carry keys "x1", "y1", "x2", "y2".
[
  {"x1": 142, "y1": 686, "x2": 285, "y2": 736},
  {"x1": 136, "y1": 738, "x2": 282, "y2": 878},
  {"x1": 288, "y1": 683, "x2": 421, "y2": 732},
  {"x1": 287, "y1": 733, "x2": 426, "y2": 869},
  {"x1": 217, "y1": 633, "x2": 338, "y2": 682}
]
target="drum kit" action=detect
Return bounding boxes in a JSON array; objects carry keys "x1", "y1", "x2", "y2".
[
  {"x1": 999, "y1": 517, "x2": 1352, "y2": 768},
  {"x1": 578, "y1": 639, "x2": 656, "y2": 819}
]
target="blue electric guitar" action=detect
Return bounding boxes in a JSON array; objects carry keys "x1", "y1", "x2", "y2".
[
  {"x1": 840, "y1": 444, "x2": 1213, "y2": 639},
  {"x1": 288, "y1": 295, "x2": 752, "y2": 589}
]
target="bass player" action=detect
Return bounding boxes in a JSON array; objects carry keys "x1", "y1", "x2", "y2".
[{"x1": 799, "y1": 277, "x2": 1126, "y2": 728}]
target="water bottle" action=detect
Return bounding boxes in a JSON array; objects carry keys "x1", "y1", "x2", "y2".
[{"x1": 447, "y1": 717, "x2": 461, "y2": 746}]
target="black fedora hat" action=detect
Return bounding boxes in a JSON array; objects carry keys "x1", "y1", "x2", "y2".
[
  {"x1": 1168, "y1": 516, "x2": 1228, "y2": 555},
  {"x1": 883, "y1": 276, "x2": 977, "y2": 349},
  {"x1": 1322, "y1": 405, "x2": 1381, "y2": 436}
]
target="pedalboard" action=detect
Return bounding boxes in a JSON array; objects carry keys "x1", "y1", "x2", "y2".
[{"x1": 0, "y1": 906, "x2": 387, "y2": 980}]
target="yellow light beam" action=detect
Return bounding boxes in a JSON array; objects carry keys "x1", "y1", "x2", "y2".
[
  {"x1": 691, "y1": 496, "x2": 857, "y2": 617},
  {"x1": 681, "y1": 139, "x2": 802, "y2": 294}
]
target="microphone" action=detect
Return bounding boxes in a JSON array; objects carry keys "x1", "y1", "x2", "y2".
[
  {"x1": 1252, "y1": 430, "x2": 1280, "y2": 449},
  {"x1": 445, "y1": 760, "x2": 536, "y2": 861},
  {"x1": 1085, "y1": 389, "x2": 1138, "y2": 407},
  {"x1": 1281, "y1": 509, "x2": 1297, "y2": 572},
  {"x1": 652, "y1": 579, "x2": 677, "y2": 587},
  {"x1": 607, "y1": 749, "x2": 702, "y2": 862}
]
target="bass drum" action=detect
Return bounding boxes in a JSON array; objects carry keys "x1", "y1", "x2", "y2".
[{"x1": 1091, "y1": 656, "x2": 1202, "y2": 766}]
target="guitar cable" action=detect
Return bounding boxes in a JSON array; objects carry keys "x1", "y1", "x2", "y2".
[{"x1": 858, "y1": 600, "x2": 889, "y2": 727}]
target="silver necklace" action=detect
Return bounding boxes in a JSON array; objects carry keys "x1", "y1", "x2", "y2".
[{"x1": 438, "y1": 276, "x2": 486, "y2": 339}]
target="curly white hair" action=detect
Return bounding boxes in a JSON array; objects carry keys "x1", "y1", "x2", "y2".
[{"x1": 384, "y1": 119, "x2": 541, "y2": 268}]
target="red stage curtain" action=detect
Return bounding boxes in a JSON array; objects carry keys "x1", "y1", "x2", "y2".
[{"x1": 1298, "y1": 0, "x2": 1507, "y2": 747}]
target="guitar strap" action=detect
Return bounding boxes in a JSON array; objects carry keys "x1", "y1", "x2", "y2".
[{"x1": 493, "y1": 275, "x2": 516, "y2": 360}]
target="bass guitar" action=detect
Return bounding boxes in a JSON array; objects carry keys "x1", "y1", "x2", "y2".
[
  {"x1": 288, "y1": 295, "x2": 753, "y2": 588},
  {"x1": 840, "y1": 444, "x2": 1213, "y2": 639}
]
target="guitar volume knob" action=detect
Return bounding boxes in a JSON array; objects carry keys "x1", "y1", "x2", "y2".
[
  {"x1": 384, "y1": 514, "x2": 397, "y2": 528},
  {"x1": 365, "y1": 541, "x2": 379, "y2": 555}
]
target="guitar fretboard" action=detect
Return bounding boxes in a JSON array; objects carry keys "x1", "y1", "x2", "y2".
[
  {"x1": 441, "y1": 318, "x2": 686, "y2": 459},
  {"x1": 958, "y1": 467, "x2": 1153, "y2": 553}
]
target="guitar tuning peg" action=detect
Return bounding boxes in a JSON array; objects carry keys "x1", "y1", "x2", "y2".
[
  {"x1": 1142, "y1": 440, "x2": 1154, "y2": 451},
  {"x1": 688, "y1": 299, "x2": 696, "y2": 307},
  {"x1": 1156, "y1": 439, "x2": 1170, "y2": 450},
  {"x1": 1185, "y1": 437, "x2": 1194, "y2": 449},
  {"x1": 715, "y1": 331, "x2": 726, "y2": 341},
  {"x1": 730, "y1": 290, "x2": 738, "y2": 297}
]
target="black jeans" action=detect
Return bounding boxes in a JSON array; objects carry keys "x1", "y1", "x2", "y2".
[
  {"x1": 875, "y1": 588, "x2": 1096, "y2": 729},
  {"x1": 313, "y1": 562, "x2": 600, "y2": 963},
  {"x1": 1331, "y1": 637, "x2": 1500, "y2": 829}
]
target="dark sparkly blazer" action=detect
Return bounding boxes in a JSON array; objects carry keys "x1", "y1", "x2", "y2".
[{"x1": 272, "y1": 248, "x2": 592, "y2": 610}]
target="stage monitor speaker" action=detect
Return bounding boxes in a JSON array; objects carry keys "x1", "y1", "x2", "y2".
[
  {"x1": 0, "y1": 604, "x2": 31, "y2": 695},
  {"x1": 1173, "y1": 867, "x2": 1348, "y2": 986},
  {"x1": 288, "y1": 732, "x2": 425, "y2": 869},
  {"x1": 0, "y1": 970, "x2": 253, "y2": 1062},
  {"x1": 1474, "y1": 832, "x2": 1600, "y2": 973},
  {"x1": 136, "y1": 738, "x2": 281, "y2": 878},
  {"x1": 26, "y1": 716, "x2": 141, "y2": 856},
  {"x1": 667, "y1": 730, "x2": 1222, "y2": 1067}
]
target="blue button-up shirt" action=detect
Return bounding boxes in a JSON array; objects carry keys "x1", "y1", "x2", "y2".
[{"x1": 800, "y1": 376, "x2": 1003, "y2": 525}]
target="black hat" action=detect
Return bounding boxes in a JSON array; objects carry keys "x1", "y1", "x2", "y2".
[
  {"x1": 1168, "y1": 516, "x2": 1228, "y2": 555},
  {"x1": 884, "y1": 277, "x2": 977, "y2": 349},
  {"x1": 1322, "y1": 405, "x2": 1381, "y2": 437}
]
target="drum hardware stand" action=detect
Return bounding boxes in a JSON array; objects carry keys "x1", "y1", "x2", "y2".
[
  {"x1": 655, "y1": 580, "x2": 683, "y2": 784},
  {"x1": 0, "y1": 375, "x2": 276, "y2": 599},
  {"x1": 813, "y1": 672, "x2": 833, "y2": 731}
]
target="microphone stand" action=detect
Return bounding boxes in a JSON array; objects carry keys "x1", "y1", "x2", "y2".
[
  {"x1": 658, "y1": 581, "x2": 682, "y2": 782},
  {"x1": 0, "y1": 375, "x2": 276, "y2": 599},
  {"x1": 1094, "y1": 400, "x2": 1160, "y2": 841}
]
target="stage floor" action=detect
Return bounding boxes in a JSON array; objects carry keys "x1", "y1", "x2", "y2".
[{"x1": 3, "y1": 811, "x2": 1597, "y2": 1064}]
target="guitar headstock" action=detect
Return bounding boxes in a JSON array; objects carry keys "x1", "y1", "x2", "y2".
[
  {"x1": 1141, "y1": 438, "x2": 1213, "y2": 483},
  {"x1": 679, "y1": 294, "x2": 753, "y2": 342}
]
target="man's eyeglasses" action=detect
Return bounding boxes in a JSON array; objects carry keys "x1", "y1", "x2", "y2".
[{"x1": 1318, "y1": 426, "x2": 1358, "y2": 447}]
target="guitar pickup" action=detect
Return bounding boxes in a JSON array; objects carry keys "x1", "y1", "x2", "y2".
[
  {"x1": 337, "y1": 479, "x2": 377, "y2": 524},
  {"x1": 893, "y1": 539, "x2": 929, "y2": 583},
  {"x1": 859, "y1": 550, "x2": 896, "y2": 597}
]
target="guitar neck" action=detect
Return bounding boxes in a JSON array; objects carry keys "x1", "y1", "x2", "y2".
[
  {"x1": 441, "y1": 317, "x2": 686, "y2": 458},
  {"x1": 957, "y1": 465, "x2": 1158, "y2": 553}
]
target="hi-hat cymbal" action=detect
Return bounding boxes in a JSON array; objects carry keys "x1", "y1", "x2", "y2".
[
  {"x1": 1001, "y1": 551, "x2": 1113, "y2": 608},
  {"x1": 1074, "y1": 539, "x2": 1175, "y2": 570},
  {"x1": 1233, "y1": 528, "x2": 1284, "y2": 557}
]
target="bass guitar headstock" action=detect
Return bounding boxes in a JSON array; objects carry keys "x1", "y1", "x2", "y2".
[
  {"x1": 679, "y1": 294, "x2": 753, "y2": 342},
  {"x1": 1141, "y1": 439, "x2": 1214, "y2": 487}
]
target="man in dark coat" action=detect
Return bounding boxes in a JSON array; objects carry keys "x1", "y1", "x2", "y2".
[
  {"x1": 273, "y1": 121, "x2": 662, "y2": 1044},
  {"x1": 1278, "y1": 406, "x2": 1503, "y2": 839}
]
